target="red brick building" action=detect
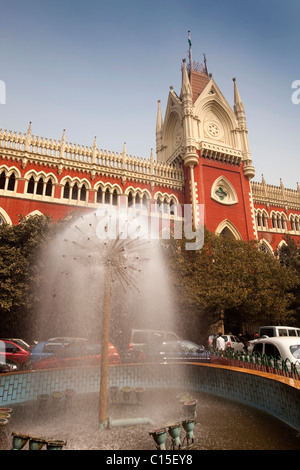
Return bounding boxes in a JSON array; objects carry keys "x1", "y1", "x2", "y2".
[{"x1": 0, "y1": 57, "x2": 299, "y2": 253}]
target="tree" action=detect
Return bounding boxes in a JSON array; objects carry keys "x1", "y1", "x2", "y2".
[
  {"x1": 163, "y1": 229, "x2": 299, "y2": 338},
  {"x1": 0, "y1": 213, "x2": 76, "y2": 340},
  {"x1": 277, "y1": 235, "x2": 300, "y2": 322}
]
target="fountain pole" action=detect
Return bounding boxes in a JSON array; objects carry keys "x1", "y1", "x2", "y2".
[{"x1": 99, "y1": 265, "x2": 112, "y2": 428}]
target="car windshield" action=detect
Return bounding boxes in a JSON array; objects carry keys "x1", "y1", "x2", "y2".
[{"x1": 290, "y1": 345, "x2": 300, "y2": 360}]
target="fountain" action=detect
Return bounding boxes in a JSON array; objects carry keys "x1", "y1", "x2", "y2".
[
  {"x1": 33, "y1": 204, "x2": 176, "y2": 431},
  {"x1": 11, "y1": 433, "x2": 30, "y2": 450},
  {"x1": 167, "y1": 422, "x2": 182, "y2": 449},
  {"x1": 181, "y1": 418, "x2": 195, "y2": 446},
  {"x1": 149, "y1": 427, "x2": 168, "y2": 450}
]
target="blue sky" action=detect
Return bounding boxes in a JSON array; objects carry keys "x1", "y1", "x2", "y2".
[{"x1": 0, "y1": 0, "x2": 299, "y2": 189}]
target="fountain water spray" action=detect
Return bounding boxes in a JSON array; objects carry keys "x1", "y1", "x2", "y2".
[{"x1": 34, "y1": 204, "x2": 176, "y2": 430}]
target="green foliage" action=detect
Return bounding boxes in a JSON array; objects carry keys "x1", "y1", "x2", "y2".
[
  {"x1": 163, "y1": 229, "x2": 299, "y2": 332},
  {"x1": 277, "y1": 235, "x2": 300, "y2": 321},
  {"x1": 0, "y1": 213, "x2": 77, "y2": 338}
]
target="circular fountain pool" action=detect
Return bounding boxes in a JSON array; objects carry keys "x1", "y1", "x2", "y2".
[{"x1": 1, "y1": 389, "x2": 299, "y2": 450}]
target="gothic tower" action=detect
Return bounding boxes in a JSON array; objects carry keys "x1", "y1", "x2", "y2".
[{"x1": 156, "y1": 53, "x2": 256, "y2": 240}]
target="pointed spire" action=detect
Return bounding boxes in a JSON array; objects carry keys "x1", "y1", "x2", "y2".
[
  {"x1": 150, "y1": 148, "x2": 154, "y2": 175},
  {"x1": 60, "y1": 129, "x2": 66, "y2": 158},
  {"x1": 93, "y1": 135, "x2": 97, "y2": 149},
  {"x1": 25, "y1": 121, "x2": 32, "y2": 151},
  {"x1": 156, "y1": 100, "x2": 163, "y2": 133},
  {"x1": 92, "y1": 136, "x2": 97, "y2": 163},
  {"x1": 122, "y1": 142, "x2": 127, "y2": 170},
  {"x1": 27, "y1": 121, "x2": 32, "y2": 136},
  {"x1": 233, "y1": 77, "x2": 245, "y2": 115},
  {"x1": 181, "y1": 58, "x2": 192, "y2": 97}
]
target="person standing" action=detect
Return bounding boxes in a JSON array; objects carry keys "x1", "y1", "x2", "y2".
[{"x1": 216, "y1": 333, "x2": 225, "y2": 350}]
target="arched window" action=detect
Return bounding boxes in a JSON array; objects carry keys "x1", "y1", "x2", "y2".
[
  {"x1": 27, "y1": 176, "x2": 35, "y2": 194},
  {"x1": 36, "y1": 177, "x2": 44, "y2": 195},
  {"x1": 163, "y1": 197, "x2": 168, "y2": 214},
  {"x1": 72, "y1": 183, "x2": 78, "y2": 200},
  {"x1": 45, "y1": 179, "x2": 53, "y2": 197},
  {"x1": 97, "y1": 187, "x2": 103, "y2": 204},
  {"x1": 80, "y1": 184, "x2": 87, "y2": 202},
  {"x1": 220, "y1": 227, "x2": 236, "y2": 239},
  {"x1": 63, "y1": 181, "x2": 70, "y2": 199},
  {"x1": 262, "y1": 212, "x2": 268, "y2": 228},
  {"x1": 7, "y1": 173, "x2": 16, "y2": 191},
  {"x1": 281, "y1": 214, "x2": 287, "y2": 231},
  {"x1": 142, "y1": 194, "x2": 148, "y2": 208},
  {"x1": 128, "y1": 191, "x2": 134, "y2": 207},
  {"x1": 170, "y1": 198, "x2": 176, "y2": 216},
  {"x1": 112, "y1": 189, "x2": 118, "y2": 206},
  {"x1": 104, "y1": 188, "x2": 110, "y2": 204},
  {"x1": 256, "y1": 211, "x2": 262, "y2": 228},
  {"x1": 156, "y1": 196, "x2": 162, "y2": 212},
  {"x1": 276, "y1": 214, "x2": 281, "y2": 230},
  {"x1": 0, "y1": 171, "x2": 5, "y2": 190}
]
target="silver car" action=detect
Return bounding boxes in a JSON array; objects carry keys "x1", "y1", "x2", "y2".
[{"x1": 222, "y1": 335, "x2": 246, "y2": 352}]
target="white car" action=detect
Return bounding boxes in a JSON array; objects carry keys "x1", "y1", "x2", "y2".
[
  {"x1": 251, "y1": 337, "x2": 300, "y2": 365},
  {"x1": 208, "y1": 334, "x2": 246, "y2": 352},
  {"x1": 248, "y1": 325, "x2": 300, "y2": 353}
]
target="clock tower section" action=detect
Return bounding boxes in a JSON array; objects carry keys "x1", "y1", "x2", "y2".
[{"x1": 156, "y1": 57, "x2": 257, "y2": 241}]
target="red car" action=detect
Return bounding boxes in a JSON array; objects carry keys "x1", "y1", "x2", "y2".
[
  {"x1": 0, "y1": 339, "x2": 31, "y2": 366},
  {"x1": 32, "y1": 342, "x2": 120, "y2": 369}
]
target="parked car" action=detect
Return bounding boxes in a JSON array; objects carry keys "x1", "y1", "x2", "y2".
[
  {"x1": 29, "y1": 337, "x2": 88, "y2": 363},
  {"x1": 135, "y1": 339, "x2": 210, "y2": 364},
  {"x1": 252, "y1": 337, "x2": 300, "y2": 365},
  {"x1": 0, "y1": 359, "x2": 19, "y2": 373},
  {"x1": 30, "y1": 341, "x2": 120, "y2": 370},
  {"x1": 248, "y1": 326, "x2": 300, "y2": 352},
  {"x1": 1, "y1": 338, "x2": 33, "y2": 350},
  {"x1": 208, "y1": 334, "x2": 246, "y2": 352},
  {"x1": 126, "y1": 329, "x2": 179, "y2": 362},
  {"x1": 222, "y1": 334, "x2": 246, "y2": 352},
  {"x1": 0, "y1": 339, "x2": 31, "y2": 366}
]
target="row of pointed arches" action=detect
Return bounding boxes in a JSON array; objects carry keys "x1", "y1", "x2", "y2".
[
  {"x1": 255, "y1": 209, "x2": 300, "y2": 234},
  {"x1": 0, "y1": 167, "x2": 179, "y2": 214}
]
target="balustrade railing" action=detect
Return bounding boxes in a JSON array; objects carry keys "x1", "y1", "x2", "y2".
[{"x1": 0, "y1": 128, "x2": 184, "y2": 188}]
